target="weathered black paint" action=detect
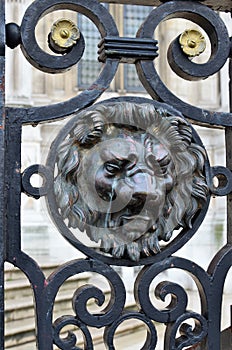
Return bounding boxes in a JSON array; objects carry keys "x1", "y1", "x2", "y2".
[
  {"x1": 0, "y1": 0, "x2": 5, "y2": 348},
  {"x1": 1, "y1": 0, "x2": 231, "y2": 349}
]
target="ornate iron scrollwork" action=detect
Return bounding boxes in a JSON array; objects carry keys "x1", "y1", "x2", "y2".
[{"x1": 1, "y1": 0, "x2": 231, "y2": 349}]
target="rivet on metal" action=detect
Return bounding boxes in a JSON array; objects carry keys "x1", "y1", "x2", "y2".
[{"x1": 6, "y1": 22, "x2": 21, "y2": 49}]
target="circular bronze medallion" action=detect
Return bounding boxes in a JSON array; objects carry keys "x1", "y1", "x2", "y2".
[{"x1": 46, "y1": 97, "x2": 210, "y2": 265}]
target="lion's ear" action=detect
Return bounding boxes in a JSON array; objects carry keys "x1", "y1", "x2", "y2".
[{"x1": 73, "y1": 110, "x2": 106, "y2": 145}]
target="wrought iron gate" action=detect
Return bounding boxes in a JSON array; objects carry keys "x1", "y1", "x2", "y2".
[{"x1": 0, "y1": 0, "x2": 231, "y2": 349}]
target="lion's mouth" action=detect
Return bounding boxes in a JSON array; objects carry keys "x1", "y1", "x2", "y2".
[
  {"x1": 120, "y1": 214, "x2": 151, "y2": 224},
  {"x1": 111, "y1": 213, "x2": 150, "y2": 227},
  {"x1": 108, "y1": 214, "x2": 153, "y2": 240}
]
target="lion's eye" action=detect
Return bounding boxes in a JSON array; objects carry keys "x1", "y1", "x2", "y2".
[
  {"x1": 104, "y1": 162, "x2": 121, "y2": 175},
  {"x1": 159, "y1": 154, "x2": 171, "y2": 167},
  {"x1": 159, "y1": 155, "x2": 171, "y2": 175}
]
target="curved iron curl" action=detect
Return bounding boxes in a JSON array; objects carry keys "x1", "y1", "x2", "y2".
[
  {"x1": 164, "y1": 311, "x2": 208, "y2": 349},
  {"x1": 136, "y1": 1, "x2": 232, "y2": 126},
  {"x1": 45, "y1": 259, "x2": 126, "y2": 328},
  {"x1": 21, "y1": 164, "x2": 53, "y2": 199},
  {"x1": 104, "y1": 311, "x2": 158, "y2": 350},
  {"x1": 53, "y1": 315, "x2": 93, "y2": 350},
  {"x1": 208, "y1": 166, "x2": 232, "y2": 197},
  {"x1": 134, "y1": 256, "x2": 210, "y2": 323},
  {"x1": 72, "y1": 283, "x2": 121, "y2": 327},
  {"x1": 167, "y1": 15, "x2": 230, "y2": 81},
  {"x1": 7, "y1": 0, "x2": 119, "y2": 125},
  {"x1": 20, "y1": 0, "x2": 119, "y2": 73},
  {"x1": 137, "y1": 1, "x2": 230, "y2": 80}
]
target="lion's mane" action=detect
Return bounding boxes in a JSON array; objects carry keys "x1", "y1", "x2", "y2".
[{"x1": 54, "y1": 102, "x2": 208, "y2": 261}]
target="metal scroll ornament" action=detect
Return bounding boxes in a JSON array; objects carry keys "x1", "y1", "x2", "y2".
[{"x1": 51, "y1": 100, "x2": 208, "y2": 261}]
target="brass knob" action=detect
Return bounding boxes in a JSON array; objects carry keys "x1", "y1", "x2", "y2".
[
  {"x1": 49, "y1": 19, "x2": 80, "y2": 53},
  {"x1": 179, "y1": 29, "x2": 206, "y2": 57}
]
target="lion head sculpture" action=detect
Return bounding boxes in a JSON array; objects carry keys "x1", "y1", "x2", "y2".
[{"x1": 54, "y1": 102, "x2": 208, "y2": 261}]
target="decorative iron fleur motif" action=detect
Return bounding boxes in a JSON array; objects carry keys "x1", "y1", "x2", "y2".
[
  {"x1": 49, "y1": 18, "x2": 80, "y2": 53},
  {"x1": 179, "y1": 29, "x2": 206, "y2": 57}
]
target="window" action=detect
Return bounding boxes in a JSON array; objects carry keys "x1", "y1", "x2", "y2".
[
  {"x1": 123, "y1": 5, "x2": 151, "y2": 92},
  {"x1": 77, "y1": 4, "x2": 151, "y2": 92},
  {"x1": 77, "y1": 6, "x2": 108, "y2": 89}
]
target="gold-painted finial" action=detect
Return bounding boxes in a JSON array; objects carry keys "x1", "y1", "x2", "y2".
[
  {"x1": 49, "y1": 19, "x2": 80, "y2": 53},
  {"x1": 179, "y1": 29, "x2": 206, "y2": 57}
]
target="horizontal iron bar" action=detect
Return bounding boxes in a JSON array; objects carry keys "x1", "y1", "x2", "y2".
[
  {"x1": 98, "y1": 37, "x2": 158, "y2": 63},
  {"x1": 98, "y1": 0, "x2": 231, "y2": 12}
]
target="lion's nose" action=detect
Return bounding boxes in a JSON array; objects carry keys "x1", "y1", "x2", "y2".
[
  {"x1": 130, "y1": 173, "x2": 158, "y2": 205},
  {"x1": 131, "y1": 190, "x2": 158, "y2": 204},
  {"x1": 131, "y1": 192, "x2": 147, "y2": 205}
]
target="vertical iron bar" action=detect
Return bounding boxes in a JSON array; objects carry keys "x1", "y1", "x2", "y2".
[
  {"x1": 0, "y1": 0, "x2": 5, "y2": 348},
  {"x1": 226, "y1": 51, "x2": 232, "y2": 245},
  {"x1": 4, "y1": 121, "x2": 22, "y2": 260}
]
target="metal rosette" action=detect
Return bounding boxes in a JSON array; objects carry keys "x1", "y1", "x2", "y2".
[
  {"x1": 136, "y1": 1, "x2": 232, "y2": 127},
  {"x1": 45, "y1": 96, "x2": 211, "y2": 266}
]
